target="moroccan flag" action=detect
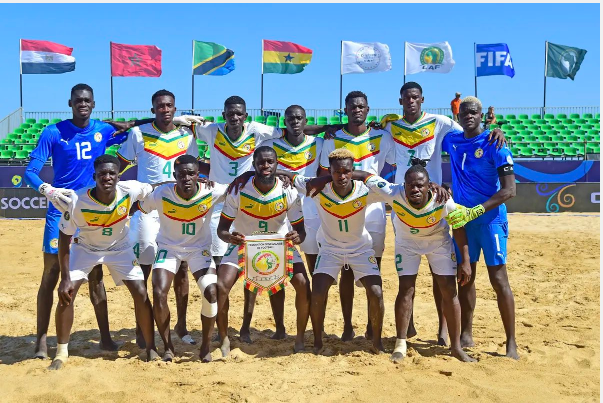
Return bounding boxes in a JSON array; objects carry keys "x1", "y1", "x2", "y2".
[
  {"x1": 111, "y1": 42, "x2": 162, "y2": 77},
  {"x1": 262, "y1": 40, "x2": 312, "y2": 74},
  {"x1": 193, "y1": 40, "x2": 235, "y2": 76},
  {"x1": 20, "y1": 39, "x2": 75, "y2": 74},
  {"x1": 546, "y1": 42, "x2": 587, "y2": 81}
]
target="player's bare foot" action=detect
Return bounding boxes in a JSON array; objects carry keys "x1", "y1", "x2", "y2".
[
  {"x1": 370, "y1": 341, "x2": 385, "y2": 354},
  {"x1": 220, "y1": 336, "x2": 231, "y2": 357},
  {"x1": 312, "y1": 340, "x2": 324, "y2": 355},
  {"x1": 147, "y1": 349, "x2": 160, "y2": 361},
  {"x1": 48, "y1": 358, "x2": 66, "y2": 370},
  {"x1": 162, "y1": 349, "x2": 175, "y2": 362},
  {"x1": 34, "y1": 338, "x2": 48, "y2": 359},
  {"x1": 294, "y1": 338, "x2": 305, "y2": 353},
  {"x1": 100, "y1": 339, "x2": 122, "y2": 351},
  {"x1": 437, "y1": 336, "x2": 448, "y2": 346},
  {"x1": 239, "y1": 327, "x2": 252, "y2": 344},
  {"x1": 199, "y1": 345, "x2": 212, "y2": 363},
  {"x1": 506, "y1": 339, "x2": 520, "y2": 360},
  {"x1": 175, "y1": 323, "x2": 195, "y2": 345},
  {"x1": 460, "y1": 333, "x2": 475, "y2": 348},
  {"x1": 271, "y1": 327, "x2": 287, "y2": 340},
  {"x1": 390, "y1": 352, "x2": 405, "y2": 363},
  {"x1": 341, "y1": 326, "x2": 355, "y2": 341},
  {"x1": 34, "y1": 350, "x2": 48, "y2": 360},
  {"x1": 364, "y1": 324, "x2": 373, "y2": 340},
  {"x1": 136, "y1": 330, "x2": 146, "y2": 349},
  {"x1": 451, "y1": 347, "x2": 476, "y2": 362}
]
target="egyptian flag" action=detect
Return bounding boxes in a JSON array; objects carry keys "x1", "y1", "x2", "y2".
[
  {"x1": 20, "y1": 39, "x2": 75, "y2": 74},
  {"x1": 262, "y1": 40, "x2": 312, "y2": 74}
]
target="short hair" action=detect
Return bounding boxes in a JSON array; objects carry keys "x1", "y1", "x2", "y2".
[
  {"x1": 253, "y1": 145, "x2": 276, "y2": 161},
  {"x1": 174, "y1": 154, "x2": 199, "y2": 169},
  {"x1": 71, "y1": 83, "x2": 93, "y2": 97},
  {"x1": 455, "y1": 92, "x2": 461, "y2": 96},
  {"x1": 94, "y1": 154, "x2": 119, "y2": 170},
  {"x1": 224, "y1": 96, "x2": 246, "y2": 108},
  {"x1": 460, "y1": 96, "x2": 482, "y2": 109},
  {"x1": 404, "y1": 158, "x2": 430, "y2": 182},
  {"x1": 400, "y1": 82, "x2": 422, "y2": 96},
  {"x1": 152, "y1": 89, "x2": 175, "y2": 104},
  {"x1": 285, "y1": 104, "x2": 306, "y2": 116},
  {"x1": 345, "y1": 91, "x2": 368, "y2": 105},
  {"x1": 328, "y1": 148, "x2": 355, "y2": 165}
]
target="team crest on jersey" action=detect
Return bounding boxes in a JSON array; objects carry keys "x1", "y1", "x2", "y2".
[
  {"x1": 353, "y1": 200, "x2": 363, "y2": 209},
  {"x1": 377, "y1": 182, "x2": 386, "y2": 188},
  {"x1": 474, "y1": 148, "x2": 484, "y2": 158},
  {"x1": 367, "y1": 142, "x2": 376, "y2": 152},
  {"x1": 117, "y1": 206, "x2": 127, "y2": 216},
  {"x1": 50, "y1": 238, "x2": 58, "y2": 248},
  {"x1": 177, "y1": 140, "x2": 185, "y2": 149},
  {"x1": 243, "y1": 144, "x2": 252, "y2": 152},
  {"x1": 198, "y1": 204, "x2": 208, "y2": 212},
  {"x1": 202, "y1": 250, "x2": 211, "y2": 257},
  {"x1": 427, "y1": 216, "x2": 436, "y2": 224},
  {"x1": 368, "y1": 256, "x2": 377, "y2": 264},
  {"x1": 421, "y1": 128, "x2": 431, "y2": 138},
  {"x1": 305, "y1": 151, "x2": 313, "y2": 159},
  {"x1": 94, "y1": 132, "x2": 103, "y2": 142},
  {"x1": 275, "y1": 202, "x2": 285, "y2": 212}
]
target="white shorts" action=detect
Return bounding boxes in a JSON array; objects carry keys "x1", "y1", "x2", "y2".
[
  {"x1": 365, "y1": 202, "x2": 386, "y2": 234},
  {"x1": 394, "y1": 236, "x2": 457, "y2": 277},
  {"x1": 210, "y1": 202, "x2": 228, "y2": 257},
  {"x1": 220, "y1": 242, "x2": 303, "y2": 272},
  {"x1": 289, "y1": 217, "x2": 319, "y2": 255},
  {"x1": 153, "y1": 244, "x2": 215, "y2": 275},
  {"x1": 369, "y1": 230, "x2": 385, "y2": 258},
  {"x1": 130, "y1": 210, "x2": 160, "y2": 266},
  {"x1": 315, "y1": 249, "x2": 380, "y2": 282},
  {"x1": 69, "y1": 243, "x2": 144, "y2": 286}
]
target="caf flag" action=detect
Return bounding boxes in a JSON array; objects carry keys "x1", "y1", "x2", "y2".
[
  {"x1": 546, "y1": 42, "x2": 587, "y2": 80},
  {"x1": 111, "y1": 42, "x2": 162, "y2": 77}
]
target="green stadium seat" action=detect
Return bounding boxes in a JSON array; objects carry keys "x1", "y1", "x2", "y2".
[
  {"x1": 550, "y1": 135, "x2": 564, "y2": 142},
  {"x1": 253, "y1": 116, "x2": 264, "y2": 124},
  {"x1": 489, "y1": 124, "x2": 499, "y2": 130},
  {"x1": 586, "y1": 118, "x2": 598, "y2": 125},
  {"x1": 25, "y1": 118, "x2": 36, "y2": 124},
  {"x1": 569, "y1": 113, "x2": 580, "y2": 119},
  {"x1": 581, "y1": 124, "x2": 593, "y2": 130},
  {"x1": 128, "y1": 117, "x2": 138, "y2": 121},
  {"x1": 21, "y1": 133, "x2": 33, "y2": 141},
  {"x1": 544, "y1": 113, "x2": 555, "y2": 119},
  {"x1": 7, "y1": 133, "x2": 19, "y2": 140},
  {"x1": 595, "y1": 113, "x2": 600, "y2": 119},
  {"x1": 595, "y1": 123, "x2": 600, "y2": 130},
  {"x1": 510, "y1": 146, "x2": 520, "y2": 156},
  {"x1": 521, "y1": 119, "x2": 534, "y2": 125},
  {"x1": 534, "y1": 119, "x2": 546, "y2": 126},
  {"x1": 518, "y1": 114, "x2": 529, "y2": 120},
  {"x1": 514, "y1": 124, "x2": 527, "y2": 131},
  {"x1": 0, "y1": 138, "x2": 13, "y2": 145},
  {"x1": 245, "y1": 116, "x2": 252, "y2": 123},
  {"x1": 14, "y1": 150, "x2": 29, "y2": 159},
  {"x1": 501, "y1": 124, "x2": 513, "y2": 131},
  {"x1": 559, "y1": 130, "x2": 572, "y2": 138},
  {"x1": 564, "y1": 135, "x2": 579, "y2": 142},
  {"x1": 556, "y1": 113, "x2": 567, "y2": 119},
  {"x1": 523, "y1": 135, "x2": 538, "y2": 142},
  {"x1": 279, "y1": 117, "x2": 286, "y2": 128},
  {"x1": 505, "y1": 114, "x2": 516, "y2": 120},
  {"x1": 266, "y1": 119, "x2": 278, "y2": 127},
  {"x1": 586, "y1": 144, "x2": 600, "y2": 154},
  {"x1": 518, "y1": 146, "x2": 535, "y2": 157},
  {"x1": 540, "y1": 124, "x2": 553, "y2": 131},
  {"x1": 367, "y1": 115, "x2": 377, "y2": 123},
  {"x1": 330, "y1": 116, "x2": 341, "y2": 125},
  {"x1": 534, "y1": 146, "x2": 549, "y2": 158},
  {"x1": 115, "y1": 118, "x2": 126, "y2": 122},
  {"x1": 306, "y1": 117, "x2": 315, "y2": 125},
  {"x1": 39, "y1": 118, "x2": 49, "y2": 125},
  {"x1": 574, "y1": 130, "x2": 586, "y2": 138},
  {"x1": 545, "y1": 130, "x2": 559, "y2": 137},
  {"x1": 582, "y1": 113, "x2": 593, "y2": 119},
  {"x1": 574, "y1": 118, "x2": 586, "y2": 125},
  {"x1": 567, "y1": 124, "x2": 579, "y2": 131},
  {"x1": 531, "y1": 130, "x2": 544, "y2": 138},
  {"x1": 548, "y1": 147, "x2": 564, "y2": 158},
  {"x1": 342, "y1": 116, "x2": 349, "y2": 124},
  {"x1": 14, "y1": 128, "x2": 25, "y2": 135},
  {"x1": 509, "y1": 135, "x2": 523, "y2": 143},
  {"x1": 563, "y1": 146, "x2": 579, "y2": 157},
  {"x1": 22, "y1": 145, "x2": 35, "y2": 153},
  {"x1": 552, "y1": 124, "x2": 565, "y2": 131},
  {"x1": 526, "y1": 124, "x2": 539, "y2": 132},
  {"x1": 32, "y1": 123, "x2": 44, "y2": 130},
  {"x1": 495, "y1": 114, "x2": 504, "y2": 121},
  {"x1": 531, "y1": 114, "x2": 542, "y2": 120},
  {"x1": 50, "y1": 118, "x2": 62, "y2": 124},
  {"x1": 317, "y1": 116, "x2": 328, "y2": 125},
  {"x1": 587, "y1": 129, "x2": 599, "y2": 136},
  {"x1": 0, "y1": 150, "x2": 14, "y2": 159},
  {"x1": 547, "y1": 119, "x2": 560, "y2": 125},
  {"x1": 508, "y1": 119, "x2": 521, "y2": 126},
  {"x1": 216, "y1": 116, "x2": 225, "y2": 123}
]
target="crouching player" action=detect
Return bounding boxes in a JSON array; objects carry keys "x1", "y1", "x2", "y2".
[
  {"x1": 50, "y1": 155, "x2": 158, "y2": 370},
  {"x1": 138, "y1": 155, "x2": 227, "y2": 362},
  {"x1": 353, "y1": 159, "x2": 475, "y2": 363}
]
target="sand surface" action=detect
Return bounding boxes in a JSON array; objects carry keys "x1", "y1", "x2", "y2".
[{"x1": 0, "y1": 214, "x2": 599, "y2": 402}]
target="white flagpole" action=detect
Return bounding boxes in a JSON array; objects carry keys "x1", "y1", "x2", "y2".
[{"x1": 403, "y1": 41, "x2": 407, "y2": 84}]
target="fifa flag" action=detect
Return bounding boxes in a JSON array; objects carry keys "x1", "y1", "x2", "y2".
[
  {"x1": 546, "y1": 42, "x2": 587, "y2": 81},
  {"x1": 110, "y1": 42, "x2": 162, "y2": 77},
  {"x1": 405, "y1": 42, "x2": 455, "y2": 74},
  {"x1": 476, "y1": 44, "x2": 515, "y2": 78},
  {"x1": 20, "y1": 39, "x2": 75, "y2": 74},
  {"x1": 262, "y1": 40, "x2": 312, "y2": 74},
  {"x1": 341, "y1": 41, "x2": 392, "y2": 75},
  {"x1": 193, "y1": 41, "x2": 235, "y2": 76}
]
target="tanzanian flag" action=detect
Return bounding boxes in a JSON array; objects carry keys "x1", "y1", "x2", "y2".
[
  {"x1": 192, "y1": 40, "x2": 235, "y2": 76},
  {"x1": 262, "y1": 40, "x2": 312, "y2": 74}
]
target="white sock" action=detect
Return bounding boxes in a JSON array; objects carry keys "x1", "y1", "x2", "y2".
[
  {"x1": 55, "y1": 343, "x2": 69, "y2": 360},
  {"x1": 393, "y1": 338, "x2": 407, "y2": 357}
]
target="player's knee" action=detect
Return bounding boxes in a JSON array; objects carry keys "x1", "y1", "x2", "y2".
[
  {"x1": 204, "y1": 284, "x2": 218, "y2": 304},
  {"x1": 291, "y1": 273, "x2": 309, "y2": 291},
  {"x1": 152, "y1": 286, "x2": 169, "y2": 305},
  {"x1": 366, "y1": 284, "x2": 383, "y2": 302}
]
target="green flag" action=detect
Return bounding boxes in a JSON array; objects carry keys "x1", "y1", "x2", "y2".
[
  {"x1": 546, "y1": 42, "x2": 587, "y2": 80},
  {"x1": 192, "y1": 40, "x2": 235, "y2": 76}
]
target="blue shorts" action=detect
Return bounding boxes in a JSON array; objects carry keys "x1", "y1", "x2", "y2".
[
  {"x1": 455, "y1": 222, "x2": 508, "y2": 267},
  {"x1": 43, "y1": 208, "x2": 62, "y2": 254}
]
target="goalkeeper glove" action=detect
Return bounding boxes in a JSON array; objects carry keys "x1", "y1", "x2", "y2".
[
  {"x1": 39, "y1": 183, "x2": 74, "y2": 213},
  {"x1": 445, "y1": 204, "x2": 485, "y2": 229},
  {"x1": 173, "y1": 115, "x2": 205, "y2": 126},
  {"x1": 379, "y1": 113, "x2": 403, "y2": 127}
]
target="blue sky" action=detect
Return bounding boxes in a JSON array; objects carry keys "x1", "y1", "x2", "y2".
[{"x1": 0, "y1": 3, "x2": 599, "y2": 118}]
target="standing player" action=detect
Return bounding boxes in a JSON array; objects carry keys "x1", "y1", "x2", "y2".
[
  {"x1": 117, "y1": 90, "x2": 200, "y2": 346},
  {"x1": 216, "y1": 146, "x2": 310, "y2": 355},
  {"x1": 49, "y1": 155, "x2": 158, "y2": 370},
  {"x1": 24, "y1": 83, "x2": 142, "y2": 359},
  {"x1": 442, "y1": 97, "x2": 518, "y2": 359},
  {"x1": 138, "y1": 155, "x2": 226, "y2": 362},
  {"x1": 319, "y1": 91, "x2": 395, "y2": 342}
]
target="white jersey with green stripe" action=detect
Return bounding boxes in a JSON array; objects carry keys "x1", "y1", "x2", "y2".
[
  {"x1": 364, "y1": 175, "x2": 457, "y2": 242},
  {"x1": 221, "y1": 177, "x2": 304, "y2": 237},
  {"x1": 116, "y1": 123, "x2": 199, "y2": 185},
  {"x1": 139, "y1": 183, "x2": 227, "y2": 250},
  {"x1": 59, "y1": 181, "x2": 153, "y2": 252},
  {"x1": 382, "y1": 112, "x2": 461, "y2": 185},
  {"x1": 193, "y1": 122, "x2": 282, "y2": 185}
]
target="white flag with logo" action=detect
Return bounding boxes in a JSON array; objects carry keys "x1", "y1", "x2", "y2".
[
  {"x1": 341, "y1": 41, "x2": 392, "y2": 75},
  {"x1": 405, "y1": 42, "x2": 455, "y2": 74}
]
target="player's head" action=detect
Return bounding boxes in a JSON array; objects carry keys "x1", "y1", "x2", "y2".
[
  {"x1": 93, "y1": 155, "x2": 120, "y2": 193},
  {"x1": 404, "y1": 158, "x2": 430, "y2": 207},
  {"x1": 399, "y1": 82, "x2": 424, "y2": 116},
  {"x1": 69, "y1": 84, "x2": 95, "y2": 120},
  {"x1": 344, "y1": 91, "x2": 369, "y2": 126},
  {"x1": 328, "y1": 148, "x2": 355, "y2": 189},
  {"x1": 252, "y1": 146, "x2": 277, "y2": 184},
  {"x1": 223, "y1": 96, "x2": 248, "y2": 129},
  {"x1": 173, "y1": 154, "x2": 199, "y2": 194},
  {"x1": 455, "y1": 92, "x2": 461, "y2": 99},
  {"x1": 284, "y1": 105, "x2": 307, "y2": 136},
  {"x1": 459, "y1": 96, "x2": 483, "y2": 132},
  {"x1": 151, "y1": 90, "x2": 176, "y2": 125}
]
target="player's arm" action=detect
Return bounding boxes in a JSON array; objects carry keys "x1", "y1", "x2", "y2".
[
  {"x1": 217, "y1": 193, "x2": 245, "y2": 244},
  {"x1": 198, "y1": 161, "x2": 210, "y2": 177},
  {"x1": 56, "y1": 230, "x2": 75, "y2": 306},
  {"x1": 285, "y1": 190, "x2": 306, "y2": 244},
  {"x1": 303, "y1": 124, "x2": 343, "y2": 138},
  {"x1": 104, "y1": 118, "x2": 155, "y2": 135},
  {"x1": 452, "y1": 227, "x2": 471, "y2": 286}
]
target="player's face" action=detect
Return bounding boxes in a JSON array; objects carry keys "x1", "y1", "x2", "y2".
[
  {"x1": 93, "y1": 163, "x2": 119, "y2": 193},
  {"x1": 174, "y1": 163, "x2": 199, "y2": 193},
  {"x1": 285, "y1": 108, "x2": 307, "y2": 136},
  {"x1": 69, "y1": 90, "x2": 95, "y2": 120},
  {"x1": 404, "y1": 171, "x2": 429, "y2": 207},
  {"x1": 345, "y1": 97, "x2": 369, "y2": 125},
  {"x1": 253, "y1": 151, "x2": 277, "y2": 184},
  {"x1": 223, "y1": 104, "x2": 247, "y2": 129},
  {"x1": 330, "y1": 159, "x2": 354, "y2": 189},
  {"x1": 151, "y1": 95, "x2": 176, "y2": 125},
  {"x1": 399, "y1": 89, "x2": 424, "y2": 116},
  {"x1": 459, "y1": 103, "x2": 483, "y2": 132}
]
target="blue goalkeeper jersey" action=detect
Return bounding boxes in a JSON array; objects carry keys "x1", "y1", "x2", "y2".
[{"x1": 442, "y1": 129, "x2": 514, "y2": 225}]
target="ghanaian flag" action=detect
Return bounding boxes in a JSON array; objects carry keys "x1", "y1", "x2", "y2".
[{"x1": 262, "y1": 40, "x2": 312, "y2": 74}]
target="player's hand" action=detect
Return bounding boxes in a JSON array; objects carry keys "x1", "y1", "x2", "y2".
[
  {"x1": 104, "y1": 120, "x2": 134, "y2": 135},
  {"x1": 367, "y1": 120, "x2": 383, "y2": 129},
  {"x1": 457, "y1": 261, "x2": 472, "y2": 287},
  {"x1": 305, "y1": 176, "x2": 331, "y2": 197},
  {"x1": 446, "y1": 204, "x2": 485, "y2": 229},
  {"x1": 173, "y1": 115, "x2": 205, "y2": 126},
  {"x1": 488, "y1": 128, "x2": 507, "y2": 149},
  {"x1": 322, "y1": 125, "x2": 340, "y2": 140},
  {"x1": 226, "y1": 171, "x2": 255, "y2": 195},
  {"x1": 39, "y1": 184, "x2": 75, "y2": 213},
  {"x1": 198, "y1": 176, "x2": 215, "y2": 189},
  {"x1": 379, "y1": 113, "x2": 402, "y2": 128},
  {"x1": 58, "y1": 278, "x2": 74, "y2": 306},
  {"x1": 278, "y1": 174, "x2": 292, "y2": 189},
  {"x1": 285, "y1": 230, "x2": 302, "y2": 245},
  {"x1": 229, "y1": 232, "x2": 246, "y2": 245},
  {"x1": 429, "y1": 182, "x2": 450, "y2": 204}
]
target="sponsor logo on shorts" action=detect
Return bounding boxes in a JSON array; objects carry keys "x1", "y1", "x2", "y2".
[
  {"x1": 451, "y1": 253, "x2": 457, "y2": 262},
  {"x1": 368, "y1": 256, "x2": 377, "y2": 264},
  {"x1": 94, "y1": 132, "x2": 103, "y2": 142},
  {"x1": 117, "y1": 206, "x2": 127, "y2": 216},
  {"x1": 474, "y1": 148, "x2": 484, "y2": 158},
  {"x1": 353, "y1": 200, "x2": 363, "y2": 209},
  {"x1": 202, "y1": 250, "x2": 210, "y2": 257},
  {"x1": 252, "y1": 251, "x2": 280, "y2": 275},
  {"x1": 50, "y1": 238, "x2": 58, "y2": 249},
  {"x1": 132, "y1": 259, "x2": 139, "y2": 266}
]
